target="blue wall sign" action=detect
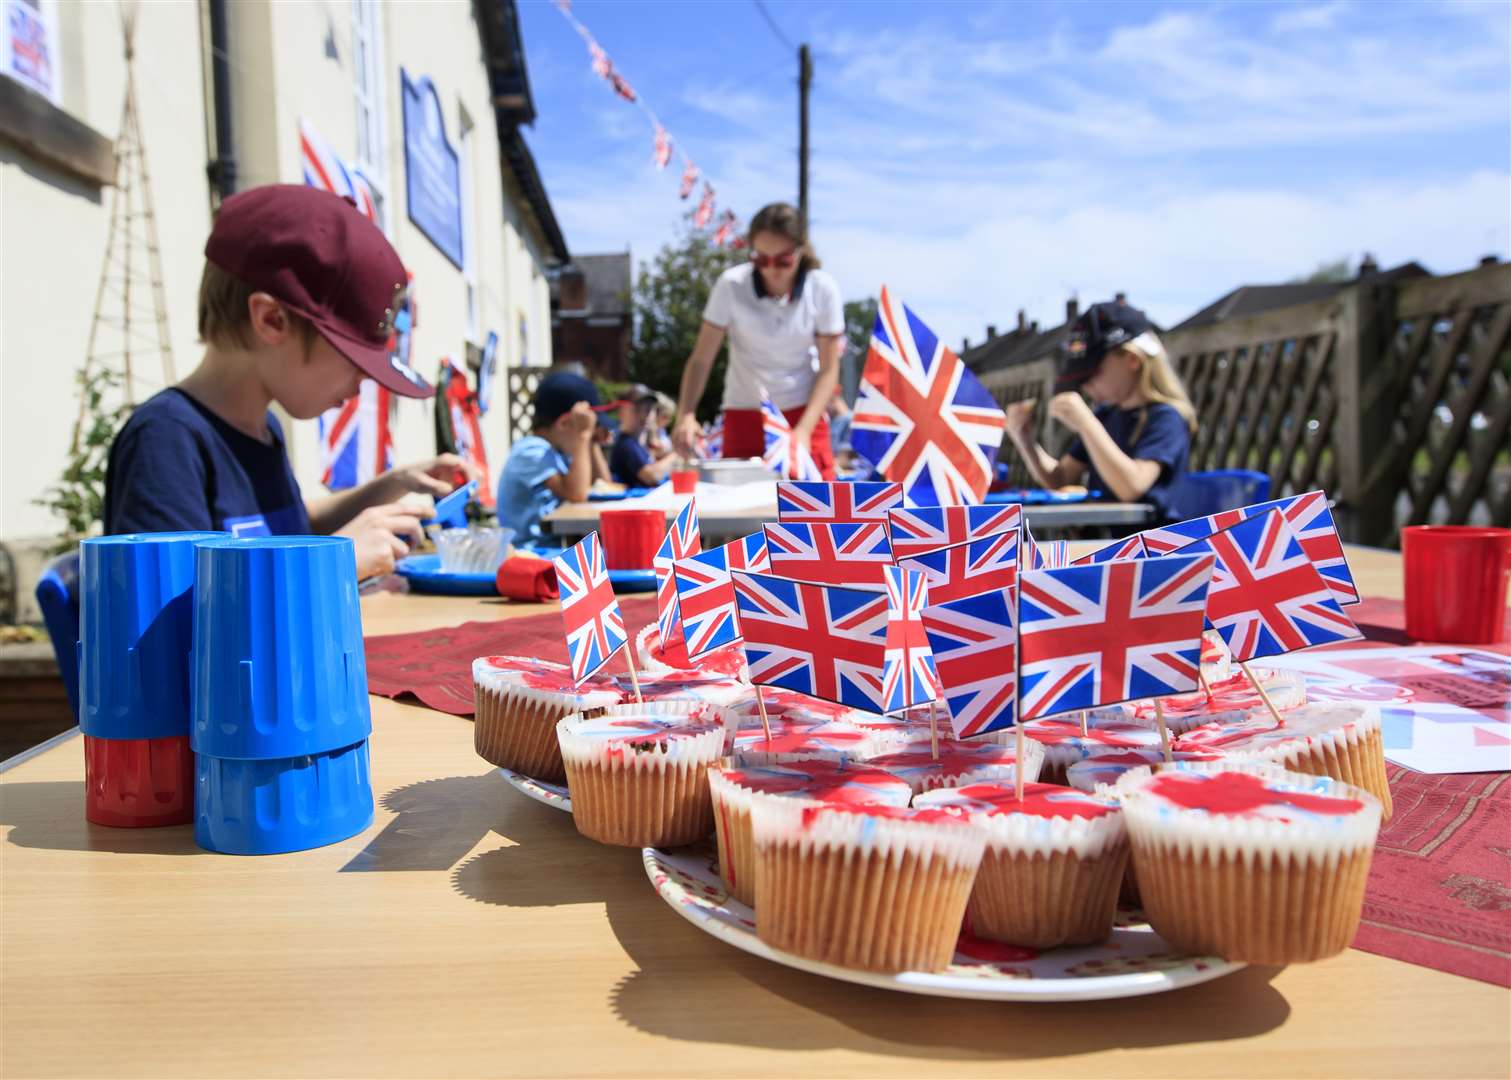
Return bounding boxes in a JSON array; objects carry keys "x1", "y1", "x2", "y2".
[{"x1": 400, "y1": 69, "x2": 463, "y2": 269}]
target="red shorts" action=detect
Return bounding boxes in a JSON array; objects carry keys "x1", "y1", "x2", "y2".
[{"x1": 721, "y1": 407, "x2": 835, "y2": 481}]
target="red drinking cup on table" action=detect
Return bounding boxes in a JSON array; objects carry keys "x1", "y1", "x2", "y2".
[
  {"x1": 599, "y1": 509, "x2": 665, "y2": 570},
  {"x1": 670, "y1": 468, "x2": 699, "y2": 495},
  {"x1": 1402, "y1": 525, "x2": 1511, "y2": 644}
]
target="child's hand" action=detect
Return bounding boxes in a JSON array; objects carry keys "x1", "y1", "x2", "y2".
[
  {"x1": 338, "y1": 503, "x2": 424, "y2": 579},
  {"x1": 386, "y1": 454, "x2": 477, "y2": 498},
  {"x1": 1005, "y1": 399, "x2": 1037, "y2": 442},
  {"x1": 561, "y1": 401, "x2": 597, "y2": 440},
  {"x1": 1049, "y1": 391, "x2": 1095, "y2": 432}
]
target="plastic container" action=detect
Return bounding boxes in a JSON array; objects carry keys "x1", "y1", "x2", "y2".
[
  {"x1": 670, "y1": 468, "x2": 699, "y2": 495},
  {"x1": 78, "y1": 531, "x2": 222, "y2": 741},
  {"x1": 84, "y1": 734, "x2": 194, "y2": 827},
  {"x1": 191, "y1": 536, "x2": 371, "y2": 760},
  {"x1": 1402, "y1": 525, "x2": 1511, "y2": 644},
  {"x1": 435, "y1": 525, "x2": 513, "y2": 574},
  {"x1": 598, "y1": 509, "x2": 665, "y2": 570},
  {"x1": 194, "y1": 740, "x2": 374, "y2": 855},
  {"x1": 1171, "y1": 470, "x2": 1270, "y2": 520}
]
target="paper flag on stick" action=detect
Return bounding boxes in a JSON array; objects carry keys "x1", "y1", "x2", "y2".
[
  {"x1": 885, "y1": 503, "x2": 1021, "y2": 560},
  {"x1": 763, "y1": 521, "x2": 893, "y2": 587},
  {"x1": 552, "y1": 533, "x2": 628, "y2": 683},
  {"x1": 777, "y1": 481, "x2": 904, "y2": 523},
  {"x1": 895, "y1": 529, "x2": 1019, "y2": 604},
  {"x1": 652, "y1": 498, "x2": 700, "y2": 652},
  {"x1": 920, "y1": 587, "x2": 1019, "y2": 738},
  {"x1": 882, "y1": 565, "x2": 941, "y2": 715},
  {"x1": 672, "y1": 532, "x2": 769, "y2": 659}
]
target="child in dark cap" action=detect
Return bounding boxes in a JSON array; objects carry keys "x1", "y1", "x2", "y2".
[
  {"x1": 1004, "y1": 299, "x2": 1196, "y2": 521},
  {"x1": 496, "y1": 370, "x2": 612, "y2": 545},
  {"x1": 103, "y1": 184, "x2": 473, "y2": 578},
  {"x1": 608, "y1": 384, "x2": 678, "y2": 488}
]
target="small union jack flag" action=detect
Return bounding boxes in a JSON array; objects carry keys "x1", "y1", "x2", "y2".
[
  {"x1": 920, "y1": 588, "x2": 1019, "y2": 738},
  {"x1": 896, "y1": 529, "x2": 1019, "y2": 603},
  {"x1": 1022, "y1": 517, "x2": 1071, "y2": 569},
  {"x1": 731, "y1": 570, "x2": 889, "y2": 711},
  {"x1": 694, "y1": 182, "x2": 716, "y2": 229},
  {"x1": 850, "y1": 286, "x2": 1008, "y2": 505},
  {"x1": 653, "y1": 125, "x2": 672, "y2": 169},
  {"x1": 777, "y1": 481, "x2": 904, "y2": 523},
  {"x1": 1169, "y1": 509, "x2": 1360, "y2": 662},
  {"x1": 652, "y1": 499, "x2": 701, "y2": 651},
  {"x1": 762, "y1": 521, "x2": 893, "y2": 587},
  {"x1": 1140, "y1": 489, "x2": 1357, "y2": 605},
  {"x1": 885, "y1": 503, "x2": 1021, "y2": 560},
  {"x1": 1017, "y1": 553, "x2": 1215, "y2": 720},
  {"x1": 672, "y1": 532, "x2": 770, "y2": 659},
  {"x1": 760, "y1": 395, "x2": 821, "y2": 480},
  {"x1": 679, "y1": 160, "x2": 699, "y2": 199},
  {"x1": 701, "y1": 416, "x2": 723, "y2": 458},
  {"x1": 552, "y1": 533, "x2": 627, "y2": 683},
  {"x1": 882, "y1": 566, "x2": 941, "y2": 714},
  {"x1": 1071, "y1": 535, "x2": 1147, "y2": 565}
]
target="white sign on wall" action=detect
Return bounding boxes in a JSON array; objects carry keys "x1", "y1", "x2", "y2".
[{"x1": 4, "y1": 0, "x2": 61, "y2": 105}]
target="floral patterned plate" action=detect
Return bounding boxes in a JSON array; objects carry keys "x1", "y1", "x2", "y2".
[
  {"x1": 643, "y1": 842, "x2": 1244, "y2": 1002},
  {"x1": 498, "y1": 768, "x2": 572, "y2": 812}
]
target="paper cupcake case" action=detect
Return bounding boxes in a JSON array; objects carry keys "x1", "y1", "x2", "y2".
[
  {"x1": 1115, "y1": 760, "x2": 1382, "y2": 965},
  {"x1": 557, "y1": 706, "x2": 727, "y2": 847},
  {"x1": 472, "y1": 656, "x2": 624, "y2": 782}
]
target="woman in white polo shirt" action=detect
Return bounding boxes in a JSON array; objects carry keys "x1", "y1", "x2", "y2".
[{"x1": 672, "y1": 202, "x2": 845, "y2": 479}]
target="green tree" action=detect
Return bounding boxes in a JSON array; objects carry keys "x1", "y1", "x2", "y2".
[
  {"x1": 841, "y1": 296, "x2": 878, "y2": 403},
  {"x1": 627, "y1": 221, "x2": 742, "y2": 421},
  {"x1": 1292, "y1": 255, "x2": 1353, "y2": 284}
]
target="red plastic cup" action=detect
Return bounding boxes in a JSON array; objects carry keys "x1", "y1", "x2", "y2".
[
  {"x1": 84, "y1": 734, "x2": 194, "y2": 827},
  {"x1": 1402, "y1": 525, "x2": 1511, "y2": 644},
  {"x1": 670, "y1": 468, "x2": 698, "y2": 495},
  {"x1": 599, "y1": 509, "x2": 666, "y2": 570}
]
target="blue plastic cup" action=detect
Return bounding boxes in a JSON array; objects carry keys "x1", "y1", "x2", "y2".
[
  {"x1": 78, "y1": 532, "x2": 224, "y2": 741},
  {"x1": 191, "y1": 536, "x2": 371, "y2": 760},
  {"x1": 194, "y1": 740, "x2": 374, "y2": 855}
]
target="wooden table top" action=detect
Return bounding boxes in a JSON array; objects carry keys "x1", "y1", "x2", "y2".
[{"x1": 4, "y1": 546, "x2": 1508, "y2": 1079}]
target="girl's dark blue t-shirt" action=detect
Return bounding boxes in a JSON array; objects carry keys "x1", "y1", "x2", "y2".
[
  {"x1": 104, "y1": 388, "x2": 311, "y2": 536},
  {"x1": 1066, "y1": 402, "x2": 1191, "y2": 521}
]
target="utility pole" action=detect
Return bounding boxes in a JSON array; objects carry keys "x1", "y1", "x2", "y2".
[{"x1": 798, "y1": 43, "x2": 811, "y2": 231}]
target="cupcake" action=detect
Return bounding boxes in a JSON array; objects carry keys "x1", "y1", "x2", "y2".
[
  {"x1": 556, "y1": 704, "x2": 726, "y2": 847},
  {"x1": 726, "y1": 686, "x2": 863, "y2": 726},
  {"x1": 915, "y1": 782, "x2": 1129, "y2": 948},
  {"x1": 750, "y1": 800, "x2": 985, "y2": 972},
  {"x1": 1065, "y1": 748, "x2": 1226, "y2": 795},
  {"x1": 1115, "y1": 761, "x2": 1382, "y2": 964},
  {"x1": 616, "y1": 669, "x2": 749, "y2": 710},
  {"x1": 1112, "y1": 669, "x2": 1307, "y2": 737},
  {"x1": 635, "y1": 623, "x2": 749, "y2": 680},
  {"x1": 472, "y1": 655, "x2": 624, "y2": 781},
  {"x1": 1019, "y1": 717, "x2": 1163, "y2": 786},
  {"x1": 865, "y1": 736, "x2": 1044, "y2": 797},
  {"x1": 709, "y1": 760, "x2": 913, "y2": 906},
  {"x1": 845, "y1": 708, "x2": 935, "y2": 747},
  {"x1": 1172, "y1": 702, "x2": 1392, "y2": 819},
  {"x1": 729, "y1": 716, "x2": 879, "y2": 766}
]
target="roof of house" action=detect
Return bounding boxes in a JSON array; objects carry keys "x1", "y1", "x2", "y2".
[{"x1": 1167, "y1": 262, "x2": 1430, "y2": 333}]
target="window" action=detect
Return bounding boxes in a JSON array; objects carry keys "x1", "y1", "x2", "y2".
[
  {"x1": 459, "y1": 104, "x2": 478, "y2": 343},
  {"x1": 351, "y1": 0, "x2": 387, "y2": 227}
]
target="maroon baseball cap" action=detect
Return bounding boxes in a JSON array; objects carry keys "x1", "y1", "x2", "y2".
[{"x1": 204, "y1": 184, "x2": 433, "y2": 398}]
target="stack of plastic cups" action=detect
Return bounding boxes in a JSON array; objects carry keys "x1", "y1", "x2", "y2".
[
  {"x1": 78, "y1": 532, "x2": 223, "y2": 827},
  {"x1": 191, "y1": 536, "x2": 374, "y2": 854}
]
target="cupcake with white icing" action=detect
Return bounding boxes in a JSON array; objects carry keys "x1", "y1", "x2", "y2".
[
  {"x1": 1105, "y1": 669, "x2": 1307, "y2": 737},
  {"x1": 634, "y1": 623, "x2": 748, "y2": 680},
  {"x1": 865, "y1": 736, "x2": 1044, "y2": 797},
  {"x1": 1019, "y1": 717, "x2": 1164, "y2": 786},
  {"x1": 472, "y1": 655, "x2": 624, "y2": 781},
  {"x1": 729, "y1": 716, "x2": 879, "y2": 766}
]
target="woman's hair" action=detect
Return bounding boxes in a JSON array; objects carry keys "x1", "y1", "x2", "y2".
[
  {"x1": 1120, "y1": 330, "x2": 1197, "y2": 436},
  {"x1": 746, "y1": 202, "x2": 821, "y2": 271}
]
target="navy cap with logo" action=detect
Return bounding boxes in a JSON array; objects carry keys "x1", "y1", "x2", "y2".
[
  {"x1": 1057, "y1": 300, "x2": 1153, "y2": 392},
  {"x1": 204, "y1": 184, "x2": 434, "y2": 398},
  {"x1": 532, "y1": 370, "x2": 604, "y2": 427}
]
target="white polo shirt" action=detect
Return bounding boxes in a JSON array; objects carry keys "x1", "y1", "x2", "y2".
[{"x1": 702, "y1": 262, "x2": 845, "y2": 411}]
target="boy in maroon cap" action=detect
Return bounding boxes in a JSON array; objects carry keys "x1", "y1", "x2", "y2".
[{"x1": 104, "y1": 184, "x2": 471, "y2": 578}]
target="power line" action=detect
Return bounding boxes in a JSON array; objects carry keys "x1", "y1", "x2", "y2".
[{"x1": 752, "y1": 0, "x2": 797, "y2": 53}]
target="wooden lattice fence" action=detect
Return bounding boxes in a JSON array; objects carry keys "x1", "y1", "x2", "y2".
[{"x1": 503, "y1": 367, "x2": 547, "y2": 445}]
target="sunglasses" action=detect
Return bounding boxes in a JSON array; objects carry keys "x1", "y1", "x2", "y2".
[{"x1": 749, "y1": 250, "x2": 797, "y2": 269}]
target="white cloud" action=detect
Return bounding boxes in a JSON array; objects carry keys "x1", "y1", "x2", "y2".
[{"x1": 1270, "y1": 1, "x2": 1354, "y2": 33}]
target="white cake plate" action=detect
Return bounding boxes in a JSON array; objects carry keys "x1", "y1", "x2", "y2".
[
  {"x1": 498, "y1": 768, "x2": 572, "y2": 812},
  {"x1": 643, "y1": 842, "x2": 1245, "y2": 1002}
]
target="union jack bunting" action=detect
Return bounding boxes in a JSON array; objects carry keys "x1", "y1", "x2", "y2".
[
  {"x1": 762, "y1": 522, "x2": 893, "y2": 587},
  {"x1": 553, "y1": 533, "x2": 627, "y2": 683},
  {"x1": 896, "y1": 529, "x2": 1019, "y2": 603},
  {"x1": 777, "y1": 481, "x2": 904, "y2": 523},
  {"x1": 881, "y1": 565, "x2": 941, "y2": 714},
  {"x1": 850, "y1": 286, "x2": 1008, "y2": 505},
  {"x1": 730, "y1": 571, "x2": 889, "y2": 711},
  {"x1": 1139, "y1": 489, "x2": 1357, "y2": 605},
  {"x1": 920, "y1": 588, "x2": 1019, "y2": 738},
  {"x1": 702, "y1": 416, "x2": 723, "y2": 459},
  {"x1": 1169, "y1": 510, "x2": 1360, "y2": 662},
  {"x1": 653, "y1": 125, "x2": 672, "y2": 169},
  {"x1": 1071, "y1": 535, "x2": 1147, "y2": 566},
  {"x1": 885, "y1": 503, "x2": 1021, "y2": 560},
  {"x1": 760, "y1": 395, "x2": 821, "y2": 480},
  {"x1": 652, "y1": 499, "x2": 701, "y2": 651},
  {"x1": 694, "y1": 182, "x2": 716, "y2": 229},
  {"x1": 672, "y1": 532, "x2": 770, "y2": 659},
  {"x1": 1017, "y1": 553, "x2": 1216, "y2": 720},
  {"x1": 679, "y1": 160, "x2": 699, "y2": 199}
]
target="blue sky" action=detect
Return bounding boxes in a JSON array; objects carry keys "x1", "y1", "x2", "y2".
[{"x1": 517, "y1": 0, "x2": 1511, "y2": 343}]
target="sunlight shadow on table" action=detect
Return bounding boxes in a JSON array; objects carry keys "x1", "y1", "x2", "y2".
[
  {"x1": 340, "y1": 770, "x2": 506, "y2": 873},
  {"x1": 0, "y1": 779, "x2": 202, "y2": 856}
]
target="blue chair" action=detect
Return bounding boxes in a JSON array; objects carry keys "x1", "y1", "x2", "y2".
[
  {"x1": 1172, "y1": 470, "x2": 1271, "y2": 520},
  {"x1": 34, "y1": 550, "x2": 81, "y2": 721}
]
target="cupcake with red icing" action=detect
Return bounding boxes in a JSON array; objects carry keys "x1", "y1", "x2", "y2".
[
  {"x1": 1115, "y1": 761, "x2": 1382, "y2": 964},
  {"x1": 915, "y1": 782, "x2": 1129, "y2": 948},
  {"x1": 865, "y1": 736, "x2": 1044, "y2": 797},
  {"x1": 750, "y1": 800, "x2": 984, "y2": 972},
  {"x1": 615, "y1": 669, "x2": 748, "y2": 710},
  {"x1": 1173, "y1": 702, "x2": 1392, "y2": 818},
  {"x1": 726, "y1": 686, "x2": 864, "y2": 727},
  {"x1": 729, "y1": 716, "x2": 879, "y2": 766},
  {"x1": 1065, "y1": 748, "x2": 1226, "y2": 795},
  {"x1": 556, "y1": 704, "x2": 725, "y2": 847},
  {"x1": 1019, "y1": 717, "x2": 1163, "y2": 786},
  {"x1": 1109, "y1": 668, "x2": 1307, "y2": 737},
  {"x1": 709, "y1": 760, "x2": 913, "y2": 906},
  {"x1": 634, "y1": 623, "x2": 749, "y2": 680},
  {"x1": 472, "y1": 655, "x2": 624, "y2": 781}
]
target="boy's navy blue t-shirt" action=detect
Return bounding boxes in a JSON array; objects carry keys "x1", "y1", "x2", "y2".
[
  {"x1": 1066, "y1": 402, "x2": 1191, "y2": 521},
  {"x1": 104, "y1": 388, "x2": 311, "y2": 536},
  {"x1": 609, "y1": 431, "x2": 652, "y2": 487}
]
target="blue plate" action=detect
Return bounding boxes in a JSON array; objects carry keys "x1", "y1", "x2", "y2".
[
  {"x1": 985, "y1": 488, "x2": 1098, "y2": 505},
  {"x1": 515, "y1": 545, "x2": 657, "y2": 593},
  {"x1": 587, "y1": 486, "x2": 653, "y2": 502}
]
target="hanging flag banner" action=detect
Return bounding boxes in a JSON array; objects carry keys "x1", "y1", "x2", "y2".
[
  {"x1": 654, "y1": 126, "x2": 673, "y2": 169},
  {"x1": 679, "y1": 161, "x2": 699, "y2": 199},
  {"x1": 693, "y1": 182, "x2": 716, "y2": 229}
]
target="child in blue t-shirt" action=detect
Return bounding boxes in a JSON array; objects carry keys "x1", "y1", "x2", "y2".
[
  {"x1": 1004, "y1": 300, "x2": 1196, "y2": 522},
  {"x1": 103, "y1": 185, "x2": 473, "y2": 579},
  {"x1": 608, "y1": 384, "x2": 677, "y2": 488},
  {"x1": 497, "y1": 371, "x2": 612, "y2": 546}
]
